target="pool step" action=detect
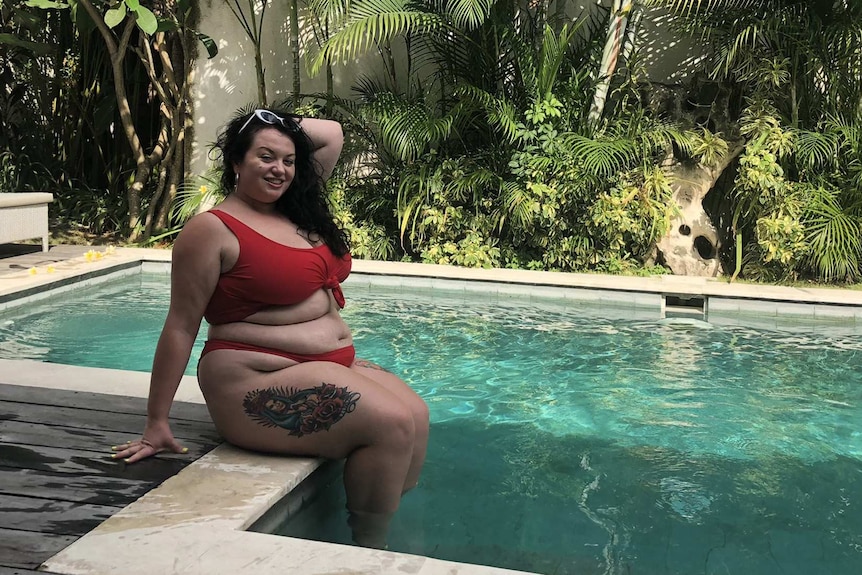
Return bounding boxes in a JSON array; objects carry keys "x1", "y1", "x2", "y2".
[{"x1": 664, "y1": 295, "x2": 705, "y2": 319}]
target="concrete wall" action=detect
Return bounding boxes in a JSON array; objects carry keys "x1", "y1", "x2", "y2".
[
  {"x1": 191, "y1": 0, "x2": 373, "y2": 176},
  {"x1": 190, "y1": 0, "x2": 704, "y2": 176}
]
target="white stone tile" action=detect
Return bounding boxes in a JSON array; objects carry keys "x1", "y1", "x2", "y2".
[
  {"x1": 494, "y1": 283, "x2": 533, "y2": 298},
  {"x1": 364, "y1": 275, "x2": 404, "y2": 290},
  {"x1": 599, "y1": 292, "x2": 638, "y2": 306},
  {"x1": 633, "y1": 293, "x2": 663, "y2": 309},
  {"x1": 813, "y1": 304, "x2": 856, "y2": 320},
  {"x1": 400, "y1": 276, "x2": 436, "y2": 292},
  {"x1": 430, "y1": 278, "x2": 467, "y2": 292},
  {"x1": 774, "y1": 302, "x2": 815, "y2": 318},
  {"x1": 528, "y1": 285, "x2": 570, "y2": 302},
  {"x1": 563, "y1": 288, "x2": 605, "y2": 302},
  {"x1": 737, "y1": 300, "x2": 780, "y2": 316},
  {"x1": 706, "y1": 298, "x2": 739, "y2": 313}
]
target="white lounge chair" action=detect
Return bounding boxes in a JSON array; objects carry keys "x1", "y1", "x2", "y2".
[{"x1": 0, "y1": 192, "x2": 54, "y2": 252}]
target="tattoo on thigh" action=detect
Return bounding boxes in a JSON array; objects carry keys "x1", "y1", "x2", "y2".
[
  {"x1": 354, "y1": 359, "x2": 389, "y2": 372},
  {"x1": 243, "y1": 383, "x2": 361, "y2": 437}
]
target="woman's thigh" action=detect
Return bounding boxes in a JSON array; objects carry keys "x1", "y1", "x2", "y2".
[
  {"x1": 351, "y1": 358, "x2": 428, "y2": 421},
  {"x1": 198, "y1": 351, "x2": 415, "y2": 459},
  {"x1": 350, "y1": 358, "x2": 422, "y2": 404}
]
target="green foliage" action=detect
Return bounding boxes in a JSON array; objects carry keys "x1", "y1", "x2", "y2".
[
  {"x1": 53, "y1": 181, "x2": 127, "y2": 235},
  {"x1": 328, "y1": 176, "x2": 396, "y2": 260},
  {"x1": 170, "y1": 172, "x2": 224, "y2": 224},
  {"x1": 654, "y1": 0, "x2": 862, "y2": 283},
  {"x1": 801, "y1": 186, "x2": 862, "y2": 282},
  {"x1": 311, "y1": 3, "x2": 705, "y2": 274},
  {"x1": 731, "y1": 102, "x2": 862, "y2": 282}
]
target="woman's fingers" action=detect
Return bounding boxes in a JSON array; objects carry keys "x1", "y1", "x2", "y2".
[
  {"x1": 109, "y1": 439, "x2": 189, "y2": 463},
  {"x1": 110, "y1": 440, "x2": 152, "y2": 462}
]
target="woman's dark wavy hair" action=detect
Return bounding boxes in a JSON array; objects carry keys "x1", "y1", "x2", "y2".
[{"x1": 212, "y1": 108, "x2": 349, "y2": 257}]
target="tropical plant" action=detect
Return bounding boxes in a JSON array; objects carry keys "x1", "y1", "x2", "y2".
[
  {"x1": 309, "y1": 1, "x2": 704, "y2": 272},
  {"x1": 656, "y1": 0, "x2": 862, "y2": 282},
  {"x1": 26, "y1": 0, "x2": 217, "y2": 242},
  {"x1": 0, "y1": 1, "x2": 66, "y2": 192}
]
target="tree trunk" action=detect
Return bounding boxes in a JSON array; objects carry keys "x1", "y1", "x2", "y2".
[
  {"x1": 290, "y1": 0, "x2": 300, "y2": 102},
  {"x1": 588, "y1": 0, "x2": 634, "y2": 126}
]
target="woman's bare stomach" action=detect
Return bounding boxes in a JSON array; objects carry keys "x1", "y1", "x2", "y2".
[{"x1": 202, "y1": 289, "x2": 352, "y2": 373}]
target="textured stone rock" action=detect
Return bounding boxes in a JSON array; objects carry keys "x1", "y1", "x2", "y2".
[{"x1": 656, "y1": 163, "x2": 723, "y2": 277}]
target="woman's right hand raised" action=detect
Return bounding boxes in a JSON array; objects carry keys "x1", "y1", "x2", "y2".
[{"x1": 111, "y1": 419, "x2": 188, "y2": 463}]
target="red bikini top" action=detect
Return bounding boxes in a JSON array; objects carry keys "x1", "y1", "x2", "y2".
[{"x1": 203, "y1": 209, "x2": 351, "y2": 325}]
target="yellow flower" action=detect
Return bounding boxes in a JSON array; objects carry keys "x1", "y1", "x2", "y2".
[
  {"x1": 95, "y1": 251, "x2": 104, "y2": 260},
  {"x1": 28, "y1": 267, "x2": 37, "y2": 275},
  {"x1": 105, "y1": 245, "x2": 116, "y2": 255},
  {"x1": 199, "y1": 185, "x2": 208, "y2": 195},
  {"x1": 85, "y1": 249, "x2": 96, "y2": 262},
  {"x1": 47, "y1": 265, "x2": 55, "y2": 273}
]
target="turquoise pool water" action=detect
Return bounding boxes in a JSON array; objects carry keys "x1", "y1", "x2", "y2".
[
  {"x1": 0, "y1": 274, "x2": 205, "y2": 373},
  {"x1": 2, "y1": 273, "x2": 861, "y2": 574}
]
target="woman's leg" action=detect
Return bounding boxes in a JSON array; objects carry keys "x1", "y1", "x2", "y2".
[
  {"x1": 351, "y1": 359, "x2": 430, "y2": 493},
  {"x1": 198, "y1": 351, "x2": 415, "y2": 545}
]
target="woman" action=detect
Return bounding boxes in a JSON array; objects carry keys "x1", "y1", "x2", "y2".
[{"x1": 112, "y1": 109, "x2": 430, "y2": 548}]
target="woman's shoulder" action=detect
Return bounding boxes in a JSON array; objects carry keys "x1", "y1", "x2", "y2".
[{"x1": 174, "y1": 209, "x2": 236, "y2": 251}]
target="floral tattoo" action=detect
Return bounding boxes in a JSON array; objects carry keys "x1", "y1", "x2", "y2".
[{"x1": 243, "y1": 383, "x2": 360, "y2": 437}]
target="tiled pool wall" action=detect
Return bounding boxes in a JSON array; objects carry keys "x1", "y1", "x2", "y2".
[
  {"x1": 4, "y1": 258, "x2": 862, "y2": 333},
  {"x1": 246, "y1": 459, "x2": 344, "y2": 535},
  {"x1": 342, "y1": 271, "x2": 862, "y2": 333}
]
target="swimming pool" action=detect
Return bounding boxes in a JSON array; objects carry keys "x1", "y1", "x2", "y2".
[
  {"x1": 0, "y1": 273, "x2": 205, "y2": 373},
  {"x1": 3, "y1": 272, "x2": 861, "y2": 574}
]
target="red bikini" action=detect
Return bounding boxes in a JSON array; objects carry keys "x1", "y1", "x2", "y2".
[{"x1": 201, "y1": 209, "x2": 355, "y2": 367}]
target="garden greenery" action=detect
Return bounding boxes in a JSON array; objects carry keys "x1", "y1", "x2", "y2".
[{"x1": 4, "y1": 0, "x2": 861, "y2": 283}]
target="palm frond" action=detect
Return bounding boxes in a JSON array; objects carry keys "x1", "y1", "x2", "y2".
[
  {"x1": 640, "y1": 0, "x2": 763, "y2": 18},
  {"x1": 309, "y1": 0, "x2": 448, "y2": 75},
  {"x1": 499, "y1": 181, "x2": 535, "y2": 230},
  {"x1": 455, "y1": 84, "x2": 520, "y2": 142},
  {"x1": 803, "y1": 187, "x2": 862, "y2": 281},
  {"x1": 308, "y1": 0, "x2": 350, "y2": 24},
  {"x1": 170, "y1": 173, "x2": 223, "y2": 224},
  {"x1": 561, "y1": 133, "x2": 639, "y2": 179},
  {"x1": 536, "y1": 22, "x2": 584, "y2": 100},
  {"x1": 398, "y1": 161, "x2": 443, "y2": 242},
  {"x1": 437, "y1": 0, "x2": 494, "y2": 30},
  {"x1": 792, "y1": 128, "x2": 839, "y2": 171}
]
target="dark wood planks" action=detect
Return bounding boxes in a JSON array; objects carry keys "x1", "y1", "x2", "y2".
[{"x1": 0, "y1": 383, "x2": 222, "y2": 571}]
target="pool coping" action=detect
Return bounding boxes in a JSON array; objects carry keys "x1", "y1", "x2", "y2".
[{"x1": 3, "y1": 247, "x2": 862, "y2": 575}]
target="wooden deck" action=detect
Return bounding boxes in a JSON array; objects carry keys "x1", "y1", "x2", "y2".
[{"x1": 0, "y1": 383, "x2": 222, "y2": 573}]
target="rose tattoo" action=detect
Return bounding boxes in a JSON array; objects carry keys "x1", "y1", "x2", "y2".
[{"x1": 243, "y1": 383, "x2": 360, "y2": 437}]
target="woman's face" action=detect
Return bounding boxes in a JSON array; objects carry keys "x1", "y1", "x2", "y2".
[{"x1": 233, "y1": 127, "x2": 296, "y2": 207}]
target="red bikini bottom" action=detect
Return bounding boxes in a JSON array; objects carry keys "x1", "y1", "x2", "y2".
[{"x1": 201, "y1": 339, "x2": 356, "y2": 367}]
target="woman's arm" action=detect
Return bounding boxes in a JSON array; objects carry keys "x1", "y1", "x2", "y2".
[
  {"x1": 113, "y1": 214, "x2": 223, "y2": 463},
  {"x1": 298, "y1": 118, "x2": 344, "y2": 181}
]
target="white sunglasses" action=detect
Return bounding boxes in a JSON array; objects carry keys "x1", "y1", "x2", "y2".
[{"x1": 238, "y1": 109, "x2": 299, "y2": 134}]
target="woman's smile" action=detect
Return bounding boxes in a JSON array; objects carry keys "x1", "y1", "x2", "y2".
[{"x1": 234, "y1": 127, "x2": 297, "y2": 205}]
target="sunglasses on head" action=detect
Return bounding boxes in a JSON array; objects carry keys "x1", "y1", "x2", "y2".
[{"x1": 238, "y1": 109, "x2": 300, "y2": 134}]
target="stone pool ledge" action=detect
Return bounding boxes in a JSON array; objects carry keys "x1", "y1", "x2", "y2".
[
  {"x1": 351, "y1": 259, "x2": 862, "y2": 307},
  {"x1": 0, "y1": 247, "x2": 170, "y2": 312},
  {"x1": 43, "y1": 441, "x2": 532, "y2": 575},
  {"x1": 0, "y1": 360, "x2": 532, "y2": 575}
]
